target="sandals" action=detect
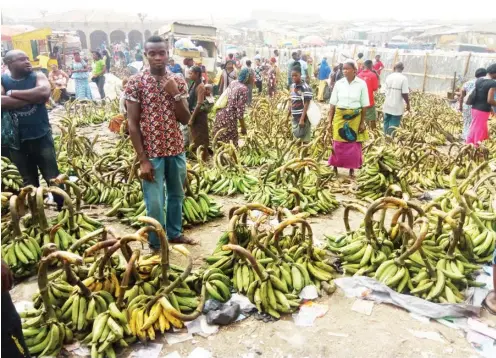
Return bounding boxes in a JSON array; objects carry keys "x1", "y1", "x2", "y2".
[
  {"x1": 169, "y1": 235, "x2": 199, "y2": 245},
  {"x1": 482, "y1": 298, "x2": 496, "y2": 315}
]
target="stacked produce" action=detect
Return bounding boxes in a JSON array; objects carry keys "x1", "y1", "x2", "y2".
[
  {"x1": 355, "y1": 145, "x2": 408, "y2": 200},
  {"x1": 375, "y1": 91, "x2": 462, "y2": 145},
  {"x1": 21, "y1": 247, "x2": 82, "y2": 357},
  {"x1": 201, "y1": 142, "x2": 259, "y2": 195},
  {"x1": 2, "y1": 194, "x2": 41, "y2": 278},
  {"x1": 13, "y1": 214, "x2": 214, "y2": 357},
  {"x1": 1, "y1": 156, "x2": 23, "y2": 192},
  {"x1": 63, "y1": 99, "x2": 120, "y2": 127},
  {"x1": 327, "y1": 163, "x2": 495, "y2": 303},
  {"x1": 204, "y1": 204, "x2": 336, "y2": 318}
]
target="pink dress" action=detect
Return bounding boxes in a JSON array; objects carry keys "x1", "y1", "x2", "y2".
[{"x1": 466, "y1": 108, "x2": 490, "y2": 146}]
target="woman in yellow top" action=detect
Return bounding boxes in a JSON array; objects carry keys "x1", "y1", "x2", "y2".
[
  {"x1": 327, "y1": 60, "x2": 369, "y2": 177},
  {"x1": 92, "y1": 51, "x2": 106, "y2": 100}
]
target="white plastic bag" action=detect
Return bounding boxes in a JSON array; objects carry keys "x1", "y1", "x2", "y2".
[{"x1": 307, "y1": 100, "x2": 321, "y2": 126}]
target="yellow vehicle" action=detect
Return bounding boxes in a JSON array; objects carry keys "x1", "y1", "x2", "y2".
[
  {"x1": 11, "y1": 28, "x2": 53, "y2": 66},
  {"x1": 11, "y1": 28, "x2": 81, "y2": 70}
]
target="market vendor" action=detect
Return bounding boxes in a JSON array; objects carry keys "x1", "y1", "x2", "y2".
[
  {"x1": 1, "y1": 49, "x2": 64, "y2": 209},
  {"x1": 125, "y1": 36, "x2": 197, "y2": 247}
]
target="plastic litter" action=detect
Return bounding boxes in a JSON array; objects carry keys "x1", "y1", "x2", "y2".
[
  {"x1": 165, "y1": 332, "x2": 193, "y2": 345},
  {"x1": 466, "y1": 330, "x2": 496, "y2": 358},
  {"x1": 467, "y1": 318, "x2": 496, "y2": 340},
  {"x1": 351, "y1": 299, "x2": 374, "y2": 315},
  {"x1": 188, "y1": 347, "x2": 213, "y2": 358},
  {"x1": 409, "y1": 312, "x2": 430, "y2": 324},
  {"x1": 292, "y1": 301, "x2": 328, "y2": 326},
  {"x1": 164, "y1": 352, "x2": 182, "y2": 358},
  {"x1": 130, "y1": 342, "x2": 163, "y2": 358},
  {"x1": 14, "y1": 300, "x2": 34, "y2": 314},
  {"x1": 298, "y1": 285, "x2": 319, "y2": 300},
  {"x1": 185, "y1": 315, "x2": 219, "y2": 337},
  {"x1": 228, "y1": 293, "x2": 257, "y2": 313},
  {"x1": 206, "y1": 302, "x2": 240, "y2": 325},
  {"x1": 334, "y1": 276, "x2": 480, "y2": 318},
  {"x1": 408, "y1": 329, "x2": 446, "y2": 344},
  {"x1": 203, "y1": 299, "x2": 223, "y2": 314}
]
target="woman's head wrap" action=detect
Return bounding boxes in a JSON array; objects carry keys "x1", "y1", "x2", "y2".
[{"x1": 238, "y1": 67, "x2": 250, "y2": 83}]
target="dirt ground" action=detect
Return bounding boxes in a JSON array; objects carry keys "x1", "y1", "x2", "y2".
[{"x1": 8, "y1": 108, "x2": 493, "y2": 358}]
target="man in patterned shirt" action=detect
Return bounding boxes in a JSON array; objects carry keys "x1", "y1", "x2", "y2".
[{"x1": 125, "y1": 36, "x2": 197, "y2": 248}]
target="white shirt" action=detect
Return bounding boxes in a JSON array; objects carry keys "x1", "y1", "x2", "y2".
[
  {"x1": 300, "y1": 60, "x2": 308, "y2": 79},
  {"x1": 383, "y1": 72, "x2": 409, "y2": 116},
  {"x1": 330, "y1": 77, "x2": 369, "y2": 109}
]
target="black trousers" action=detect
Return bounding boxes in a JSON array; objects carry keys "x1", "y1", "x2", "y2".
[
  {"x1": 255, "y1": 80, "x2": 263, "y2": 93},
  {"x1": 95, "y1": 75, "x2": 105, "y2": 99},
  {"x1": 1, "y1": 291, "x2": 30, "y2": 358},
  {"x1": 7, "y1": 132, "x2": 63, "y2": 208}
]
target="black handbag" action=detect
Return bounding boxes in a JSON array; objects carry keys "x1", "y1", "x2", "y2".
[
  {"x1": 465, "y1": 79, "x2": 481, "y2": 106},
  {"x1": 1, "y1": 110, "x2": 20, "y2": 150}
]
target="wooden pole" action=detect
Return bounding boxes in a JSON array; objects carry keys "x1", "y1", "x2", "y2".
[
  {"x1": 463, "y1": 52, "x2": 472, "y2": 78},
  {"x1": 392, "y1": 49, "x2": 399, "y2": 69},
  {"x1": 422, "y1": 53, "x2": 428, "y2": 92}
]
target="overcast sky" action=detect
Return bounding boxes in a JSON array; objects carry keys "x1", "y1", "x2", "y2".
[{"x1": 3, "y1": 0, "x2": 495, "y2": 21}]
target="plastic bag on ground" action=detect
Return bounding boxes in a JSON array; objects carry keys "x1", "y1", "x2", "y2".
[
  {"x1": 334, "y1": 276, "x2": 480, "y2": 318},
  {"x1": 206, "y1": 302, "x2": 240, "y2": 325}
]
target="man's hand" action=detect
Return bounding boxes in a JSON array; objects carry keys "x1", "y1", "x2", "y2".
[
  {"x1": 406, "y1": 104, "x2": 411, "y2": 112},
  {"x1": 299, "y1": 115, "x2": 306, "y2": 128},
  {"x1": 139, "y1": 158, "x2": 155, "y2": 182},
  {"x1": 164, "y1": 78, "x2": 180, "y2": 96},
  {"x1": 240, "y1": 126, "x2": 247, "y2": 135},
  {"x1": 2, "y1": 260, "x2": 14, "y2": 292},
  {"x1": 359, "y1": 121, "x2": 366, "y2": 133}
]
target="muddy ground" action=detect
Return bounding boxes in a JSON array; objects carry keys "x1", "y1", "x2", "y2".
[{"x1": 8, "y1": 107, "x2": 494, "y2": 358}]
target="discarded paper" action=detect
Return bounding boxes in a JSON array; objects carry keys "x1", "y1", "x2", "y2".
[
  {"x1": 292, "y1": 301, "x2": 328, "y2": 326},
  {"x1": 129, "y1": 343, "x2": 163, "y2": 358},
  {"x1": 408, "y1": 329, "x2": 446, "y2": 344},
  {"x1": 351, "y1": 299, "x2": 374, "y2": 316},
  {"x1": 188, "y1": 347, "x2": 213, "y2": 358}
]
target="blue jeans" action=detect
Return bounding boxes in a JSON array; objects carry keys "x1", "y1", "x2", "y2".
[
  {"x1": 383, "y1": 113, "x2": 402, "y2": 136},
  {"x1": 143, "y1": 153, "x2": 186, "y2": 248}
]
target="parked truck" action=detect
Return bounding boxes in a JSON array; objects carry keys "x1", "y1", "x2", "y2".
[{"x1": 159, "y1": 22, "x2": 218, "y2": 75}]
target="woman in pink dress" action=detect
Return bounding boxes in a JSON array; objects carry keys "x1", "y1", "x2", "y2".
[{"x1": 466, "y1": 64, "x2": 496, "y2": 146}]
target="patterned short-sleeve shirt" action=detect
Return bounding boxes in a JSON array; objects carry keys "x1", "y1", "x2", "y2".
[{"x1": 124, "y1": 70, "x2": 188, "y2": 158}]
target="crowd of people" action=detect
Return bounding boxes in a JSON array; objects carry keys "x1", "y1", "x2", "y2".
[{"x1": 2, "y1": 33, "x2": 496, "y2": 355}]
